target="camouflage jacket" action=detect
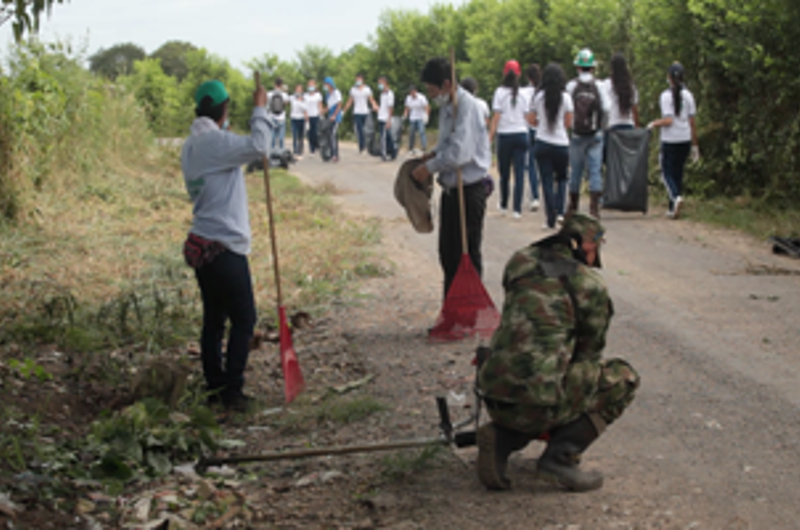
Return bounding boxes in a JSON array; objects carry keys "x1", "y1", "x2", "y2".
[{"x1": 478, "y1": 242, "x2": 613, "y2": 407}]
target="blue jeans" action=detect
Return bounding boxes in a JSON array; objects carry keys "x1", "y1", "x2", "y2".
[
  {"x1": 535, "y1": 140, "x2": 569, "y2": 228},
  {"x1": 661, "y1": 141, "x2": 691, "y2": 208},
  {"x1": 354, "y1": 114, "x2": 368, "y2": 152},
  {"x1": 291, "y1": 118, "x2": 305, "y2": 155},
  {"x1": 378, "y1": 120, "x2": 396, "y2": 160},
  {"x1": 409, "y1": 119, "x2": 427, "y2": 151},
  {"x1": 195, "y1": 250, "x2": 257, "y2": 396},
  {"x1": 307, "y1": 117, "x2": 319, "y2": 153},
  {"x1": 569, "y1": 132, "x2": 604, "y2": 193},
  {"x1": 271, "y1": 120, "x2": 286, "y2": 150},
  {"x1": 527, "y1": 128, "x2": 540, "y2": 200},
  {"x1": 497, "y1": 132, "x2": 529, "y2": 213}
]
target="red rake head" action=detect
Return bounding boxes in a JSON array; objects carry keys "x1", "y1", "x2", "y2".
[
  {"x1": 279, "y1": 307, "x2": 305, "y2": 403},
  {"x1": 429, "y1": 255, "x2": 500, "y2": 343}
]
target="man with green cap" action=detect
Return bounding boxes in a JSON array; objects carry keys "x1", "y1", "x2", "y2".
[
  {"x1": 181, "y1": 79, "x2": 270, "y2": 412},
  {"x1": 476, "y1": 212, "x2": 639, "y2": 492}
]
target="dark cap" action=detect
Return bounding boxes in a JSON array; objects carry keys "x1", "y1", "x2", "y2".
[{"x1": 668, "y1": 62, "x2": 685, "y2": 78}]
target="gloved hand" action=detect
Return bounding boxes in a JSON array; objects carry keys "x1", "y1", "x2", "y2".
[
  {"x1": 691, "y1": 144, "x2": 701, "y2": 163},
  {"x1": 646, "y1": 121, "x2": 656, "y2": 131}
]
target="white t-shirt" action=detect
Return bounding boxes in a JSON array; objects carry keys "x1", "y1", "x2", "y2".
[
  {"x1": 349, "y1": 85, "x2": 373, "y2": 115},
  {"x1": 492, "y1": 86, "x2": 531, "y2": 134},
  {"x1": 530, "y1": 91, "x2": 574, "y2": 146},
  {"x1": 289, "y1": 95, "x2": 306, "y2": 120},
  {"x1": 305, "y1": 91, "x2": 322, "y2": 118},
  {"x1": 326, "y1": 89, "x2": 342, "y2": 111},
  {"x1": 659, "y1": 87, "x2": 696, "y2": 144},
  {"x1": 378, "y1": 89, "x2": 395, "y2": 121},
  {"x1": 519, "y1": 86, "x2": 536, "y2": 130},
  {"x1": 268, "y1": 90, "x2": 289, "y2": 121},
  {"x1": 599, "y1": 79, "x2": 639, "y2": 127},
  {"x1": 475, "y1": 98, "x2": 491, "y2": 123},
  {"x1": 404, "y1": 93, "x2": 428, "y2": 121}
]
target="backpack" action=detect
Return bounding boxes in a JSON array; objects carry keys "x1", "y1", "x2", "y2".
[
  {"x1": 269, "y1": 92, "x2": 285, "y2": 115},
  {"x1": 571, "y1": 80, "x2": 602, "y2": 136}
]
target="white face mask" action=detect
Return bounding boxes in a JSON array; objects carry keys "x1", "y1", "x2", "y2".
[
  {"x1": 434, "y1": 92, "x2": 450, "y2": 107},
  {"x1": 220, "y1": 118, "x2": 229, "y2": 130},
  {"x1": 579, "y1": 72, "x2": 594, "y2": 83}
]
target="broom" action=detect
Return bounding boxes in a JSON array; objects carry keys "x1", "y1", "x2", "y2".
[
  {"x1": 255, "y1": 71, "x2": 305, "y2": 403},
  {"x1": 428, "y1": 50, "x2": 500, "y2": 343}
]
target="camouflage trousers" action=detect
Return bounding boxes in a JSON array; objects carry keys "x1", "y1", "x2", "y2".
[{"x1": 486, "y1": 358, "x2": 640, "y2": 435}]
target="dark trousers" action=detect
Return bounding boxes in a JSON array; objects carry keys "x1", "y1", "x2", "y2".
[
  {"x1": 535, "y1": 140, "x2": 570, "y2": 228},
  {"x1": 291, "y1": 118, "x2": 305, "y2": 155},
  {"x1": 661, "y1": 141, "x2": 691, "y2": 208},
  {"x1": 497, "y1": 132, "x2": 529, "y2": 213},
  {"x1": 378, "y1": 119, "x2": 396, "y2": 160},
  {"x1": 194, "y1": 250, "x2": 257, "y2": 396},
  {"x1": 354, "y1": 114, "x2": 368, "y2": 152},
  {"x1": 439, "y1": 182, "x2": 487, "y2": 299},
  {"x1": 308, "y1": 117, "x2": 319, "y2": 153},
  {"x1": 527, "y1": 128, "x2": 540, "y2": 200}
]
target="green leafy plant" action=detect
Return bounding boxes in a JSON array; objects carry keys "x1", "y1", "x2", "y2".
[{"x1": 8, "y1": 358, "x2": 52, "y2": 382}]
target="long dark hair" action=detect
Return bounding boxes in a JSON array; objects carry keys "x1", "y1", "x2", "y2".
[
  {"x1": 539, "y1": 63, "x2": 566, "y2": 132},
  {"x1": 610, "y1": 53, "x2": 634, "y2": 117},
  {"x1": 526, "y1": 63, "x2": 541, "y2": 88},
  {"x1": 503, "y1": 71, "x2": 519, "y2": 106},
  {"x1": 669, "y1": 63, "x2": 685, "y2": 116}
]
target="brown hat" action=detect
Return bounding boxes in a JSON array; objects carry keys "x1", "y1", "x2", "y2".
[{"x1": 394, "y1": 158, "x2": 434, "y2": 234}]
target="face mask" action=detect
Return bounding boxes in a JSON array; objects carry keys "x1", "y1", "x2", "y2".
[
  {"x1": 356, "y1": 79, "x2": 363, "y2": 86},
  {"x1": 434, "y1": 93, "x2": 450, "y2": 107},
  {"x1": 220, "y1": 119, "x2": 229, "y2": 130},
  {"x1": 378, "y1": 83, "x2": 385, "y2": 91},
  {"x1": 579, "y1": 72, "x2": 593, "y2": 83},
  {"x1": 309, "y1": 85, "x2": 316, "y2": 92}
]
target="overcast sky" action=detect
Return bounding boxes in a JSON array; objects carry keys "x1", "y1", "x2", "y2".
[{"x1": 0, "y1": 0, "x2": 446, "y2": 68}]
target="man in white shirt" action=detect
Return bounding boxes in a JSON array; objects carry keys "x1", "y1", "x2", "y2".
[
  {"x1": 374, "y1": 76, "x2": 397, "y2": 161},
  {"x1": 305, "y1": 79, "x2": 323, "y2": 156},
  {"x1": 341, "y1": 74, "x2": 378, "y2": 154},
  {"x1": 268, "y1": 77, "x2": 289, "y2": 150},
  {"x1": 403, "y1": 85, "x2": 430, "y2": 154}
]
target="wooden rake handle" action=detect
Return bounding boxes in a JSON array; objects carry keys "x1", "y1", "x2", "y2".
[{"x1": 450, "y1": 48, "x2": 469, "y2": 254}]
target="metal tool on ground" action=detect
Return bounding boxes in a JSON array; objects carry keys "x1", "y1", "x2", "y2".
[
  {"x1": 428, "y1": 49, "x2": 500, "y2": 343},
  {"x1": 255, "y1": 71, "x2": 305, "y2": 404}
]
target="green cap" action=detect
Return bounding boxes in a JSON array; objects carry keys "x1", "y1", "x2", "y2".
[
  {"x1": 561, "y1": 212, "x2": 605, "y2": 243},
  {"x1": 574, "y1": 48, "x2": 596, "y2": 68},
  {"x1": 194, "y1": 80, "x2": 229, "y2": 107}
]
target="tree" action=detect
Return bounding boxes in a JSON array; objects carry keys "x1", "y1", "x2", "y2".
[
  {"x1": 295, "y1": 45, "x2": 336, "y2": 85},
  {"x1": 150, "y1": 41, "x2": 197, "y2": 81},
  {"x1": 1, "y1": 0, "x2": 64, "y2": 41},
  {"x1": 89, "y1": 43, "x2": 146, "y2": 80}
]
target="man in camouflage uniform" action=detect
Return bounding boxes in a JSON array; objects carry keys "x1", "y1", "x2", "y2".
[{"x1": 476, "y1": 213, "x2": 639, "y2": 491}]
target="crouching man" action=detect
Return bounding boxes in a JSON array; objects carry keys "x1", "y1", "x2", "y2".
[
  {"x1": 181, "y1": 79, "x2": 271, "y2": 412},
  {"x1": 476, "y1": 213, "x2": 640, "y2": 491}
]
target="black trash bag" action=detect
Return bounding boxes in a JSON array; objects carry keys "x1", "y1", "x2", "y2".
[
  {"x1": 603, "y1": 128, "x2": 650, "y2": 213},
  {"x1": 245, "y1": 149, "x2": 295, "y2": 173},
  {"x1": 318, "y1": 119, "x2": 334, "y2": 161},
  {"x1": 770, "y1": 236, "x2": 800, "y2": 259},
  {"x1": 365, "y1": 114, "x2": 382, "y2": 157},
  {"x1": 391, "y1": 116, "x2": 404, "y2": 152}
]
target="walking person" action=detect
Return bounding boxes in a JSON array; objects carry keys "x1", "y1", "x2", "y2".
[
  {"x1": 520, "y1": 63, "x2": 542, "y2": 212},
  {"x1": 412, "y1": 57, "x2": 492, "y2": 299},
  {"x1": 323, "y1": 76, "x2": 343, "y2": 162},
  {"x1": 601, "y1": 52, "x2": 639, "y2": 135},
  {"x1": 373, "y1": 76, "x2": 397, "y2": 161},
  {"x1": 647, "y1": 62, "x2": 699, "y2": 219},
  {"x1": 529, "y1": 63, "x2": 574, "y2": 229},
  {"x1": 181, "y1": 79, "x2": 271, "y2": 412},
  {"x1": 305, "y1": 79, "x2": 323, "y2": 156},
  {"x1": 341, "y1": 74, "x2": 377, "y2": 154},
  {"x1": 403, "y1": 85, "x2": 430, "y2": 155},
  {"x1": 289, "y1": 84, "x2": 308, "y2": 158},
  {"x1": 566, "y1": 49, "x2": 609, "y2": 218},
  {"x1": 268, "y1": 77, "x2": 289, "y2": 150},
  {"x1": 461, "y1": 77, "x2": 491, "y2": 128},
  {"x1": 489, "y1": 60, "x2": 532, "y2": 219}
]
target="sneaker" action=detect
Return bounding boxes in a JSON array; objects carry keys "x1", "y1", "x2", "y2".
[
  {"x1": 223, "y1": 391, "x2": 255, "y2": 413},
  {"x1": 556, "y1": 215, "x2": 565, "y2": 225},
  {"x1": 542, "y1": 222, "x2": 553, "y2": 230},
  {"x1": 513, "y1": 212, "x2": 522, "y2": 220},
  {"x1": 673, "y1": 196, "x2": 683, "y2": 219},
  {"x1": 530, "y1": 199, "x2": 540, "y2": 212}
]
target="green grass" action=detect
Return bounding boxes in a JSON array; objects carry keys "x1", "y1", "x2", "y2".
[
  {"x1": 680, "y1": 194, "x2": 800, "y2": 239},
  {"x1": 276, "y1": 394, "x2": 388, "y2": 432},
  {"x1": 380, "y1": 444, "x2": 445, "y2": 482}
]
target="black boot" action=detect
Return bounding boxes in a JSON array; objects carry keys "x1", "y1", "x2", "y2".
[
  {"x1": 537, "y1": 413, "x2": 606, "y2": 492},
  {"x1": 590, "y1": 192, "x2": 602, "y2": 219},
  {"x1": 568, "y1": 193, "x2": 580, "y2": 214},
  {"x1": 477, "y1": 422, "x2": 532, "y2": 490}
]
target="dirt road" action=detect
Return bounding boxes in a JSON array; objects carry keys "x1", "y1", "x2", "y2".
[{"x1": 290, "y1": 143, "x2": 800, "y2": 529}]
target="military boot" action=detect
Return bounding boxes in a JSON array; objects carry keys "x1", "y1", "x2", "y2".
[
  {"x1": 568, "y1": 193, "x2": 580, "y2": 214},
  {"x1": 590, "y1": 192, "x2": 602, "y2": 219},
  {"x1": 537, "y1": 413, "x2": 606, "y2": 492},
  {"x1": 477, "y1": 422, "x2": 533, "y2": 490}
]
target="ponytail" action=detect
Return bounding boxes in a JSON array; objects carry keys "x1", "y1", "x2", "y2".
[
  {"x1": 669, "y1": 65, "x2": 685, "y2": 116},
  {"x1": 503, "y1": 71, "x2": 519, "y2": 107}
]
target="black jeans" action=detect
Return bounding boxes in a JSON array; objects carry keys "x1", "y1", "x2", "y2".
[
  {"x1": 195, "y1": 250, "x2": 257, "y2": 396},
  {"x1": 661, "y1": 141, "x2": 691, "y2": 208},
  {"x1": 497, "y1": 132, "x2": 530, "y2": 213},
  {"x1": 535, "y1": 140, "x2": 569, "y2": 228},
  {"x1": 439, "y1": 182, "x2": 488, "y2": 299},
  {"x1": 291, "y1": 118, "x2": 305, "y2": 155},
  {"x1": 308, "y1": 117, "x2": 319, "y2": 153}
]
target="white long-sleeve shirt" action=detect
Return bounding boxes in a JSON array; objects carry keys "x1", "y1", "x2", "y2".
[{"x1": 425, "y1": 87, "x2": 491, "y2": 190}]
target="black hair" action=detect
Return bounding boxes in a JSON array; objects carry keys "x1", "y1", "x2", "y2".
[
  {"x1": 355, "y1": 73, "x2": 363, "y2": 78},
  {"x1": 409, "y1": 84, "x2": 417, "y2": 91},
  {"x1": 669, "y1": 64, "x2": 685, "y2": 116},
  {"x1": 195, "y1": 96, "x2": 228, "y2": 122},
  {"x1": 526, "y1": 63, "x2": 541, "y2": 88},
  {"x1": 610, "y1": 53, "x2": 634, "y2": 117},
  {"x1": 460, "y1": 76, "x2": 478, "y2": 95},
  {"x1": 421, "y1": 57, "x2": 451, "y2": 88},
  {"x1": 274, "y1": 77, "x2": 283, "y2": 87},
  {"x1": 539, "y1": 63, "x2": 566, "y2": 132},
  {"x1": 503, "y1": 70, "x2": 519, "y2": 107},
  {"x1": 378, "y1": 75, "x2": 388, "y2": 84}
]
